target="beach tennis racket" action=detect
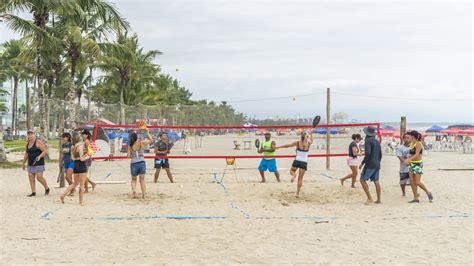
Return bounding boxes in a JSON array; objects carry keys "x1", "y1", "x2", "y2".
[
  {"x1": 32, "y1": 156, "x2": 40, "y2": 165},
  {"x1": 312, "y1": 115, "x2": 321, "y2": 128},
  {"x1": 255, "y1": 139, "x2": 260, "y2": 149}
]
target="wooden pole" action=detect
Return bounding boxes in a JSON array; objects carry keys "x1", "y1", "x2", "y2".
[
  {"x1": 326, "y1": 88, "x2": 331, "y2": 170},
  {"x1": 400, "y1": 116, "x2": 406, "y2": 143}
]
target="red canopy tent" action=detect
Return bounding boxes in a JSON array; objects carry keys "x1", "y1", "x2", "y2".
[{"x1": 442, "y1": 128, "x2": 462, "y2": 135}]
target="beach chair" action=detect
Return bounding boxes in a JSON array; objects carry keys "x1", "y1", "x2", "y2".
[{"x1": 233, "y1": 141, "x2": 241, "y2": 150}]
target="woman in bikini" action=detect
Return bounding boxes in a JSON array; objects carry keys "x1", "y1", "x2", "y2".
[
  {"x1": 81, "y1": 129, "x2": 96, "y2": 192},
  {"x1": 276, "y1": 130, "x2": 314, "y2": 198},
  {"x1": 405, "y1": 130, "x2": 433, "y2": 203}
]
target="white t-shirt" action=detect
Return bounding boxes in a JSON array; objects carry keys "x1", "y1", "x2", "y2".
[{"x1": 396, "y1": 145, "x2": 410, "y2": 173}]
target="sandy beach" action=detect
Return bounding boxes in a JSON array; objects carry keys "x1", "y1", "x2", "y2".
[{"x1": 0, "y1": 134, "x2": 472, "y2": 264}]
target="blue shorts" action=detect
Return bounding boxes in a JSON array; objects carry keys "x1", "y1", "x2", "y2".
[
  {"x1": 63, "y1": 161, "x2": 74, "y2": 169},
  {"x1": 361, "y1": 168, "x2": 380, "y2": 182},
  {"x1": 258, "y1": 159, "x2": 278, "y2": 173},
  {"x1": 131, "y1": 161, "x2": 146, "y2": 176}
]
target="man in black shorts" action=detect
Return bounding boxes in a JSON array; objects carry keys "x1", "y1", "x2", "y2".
[{"x1": 154, "y1": 132, "x2": 174, "y2": 183}]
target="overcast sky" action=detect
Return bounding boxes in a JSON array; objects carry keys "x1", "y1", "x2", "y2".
[{"x1": 1, "y1": 0, "x2": 472, "y2": 122}]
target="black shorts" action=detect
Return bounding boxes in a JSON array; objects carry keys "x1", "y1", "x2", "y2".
[
  {"x1": 292, "y1": 160, "x2": 308, "y2": 170},
  {"x1": 154, "y1": 158, "x2": 170, "y2": 169},
  {"x1": 73, "y1": 161, "x2": 88, "y2": 174}
]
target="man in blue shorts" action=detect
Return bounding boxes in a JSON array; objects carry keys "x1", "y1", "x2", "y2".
[
  {"x1": 359, "y1": 126, "x2": 382, "y2": 205},
  {"x1": 258, "y1": 132, "x2": 280, "y2": 183}
]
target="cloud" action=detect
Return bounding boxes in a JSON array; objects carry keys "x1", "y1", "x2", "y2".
[{"x1": 2, "y1": 0, "x2": 472, "y2": 122}]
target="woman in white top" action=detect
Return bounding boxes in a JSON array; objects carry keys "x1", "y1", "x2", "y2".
[{"x1": 276, "y1": 130, "x2": 313, "y2": 198}]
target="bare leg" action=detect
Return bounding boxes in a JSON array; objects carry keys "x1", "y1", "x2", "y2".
[
  {"x1": 165, "y1": 168, "x2": 174, "y2": 183},
  {"x1": 409, "y1": 172, "x2": 419, "y2": 201},
  {"x1": 400, "y1": 184, "x2": 406, "y2": 196},
  {"x1": 374, "y1": 181, "x2": 381, "y2": 203},
  {"x1": 131, "y1": 176, "x2": 138, "y2": 198},
  {"x1": 88, "y1": 178, "x2": 96, "y2": 192},
  {"x1": 65, "y1": 169, "x2": 73, "y2": 185},
  {"x1": 60, "y1": 174, "x2": 79, "y2": 203},
  {"x1": 274, "y1": 171, "x2": 280, "y2": 182},
  {"x1": 139, "y1": 175, "x2": 147, "y2": 199},
  {"x1": 259, "y1": 170, "x2": 266, "y2": 183},
  {"x1": 28, "y1": 173, "x2": 36, "y2": 194},
  {"x1": 35, "y1": 172, "x2": 49, "y2": 195},
  {"x1": 79, "y1": 173, "x2": 86, "y2": 206},
  {"x1": 290, "y1": 167, "x2": 297, "y2": 182},
  {"x1": 295, "y1": 169, "x2": 305, "y2": 198},
  {"x1": 340, "y1": 166, "x2": 358, "y2": 187},
  {"x1": 360, "y1": 179, "x2": 373, "y2": 205},
  {"x1": 154, "y1": 168, "x2": 161, "y2": 183},
  {"x1": 414, "y1": 174, "x2": 430, "y2": 196}
]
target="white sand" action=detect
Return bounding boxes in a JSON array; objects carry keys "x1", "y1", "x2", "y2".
[{"x1": 0, "y1": 134, "x2": 472, "y2": 264}]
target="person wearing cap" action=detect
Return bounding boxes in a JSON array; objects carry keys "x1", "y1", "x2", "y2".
[
  {"x1": 359, "y1": 126, "x2": 382, "y2": 205},
  {"x1": 257, "y1": 132, "x2": 280, "y2": 183},
  {"x1": 22, "y1": 129, "x2": 50, "y2": 197},
  {"x1": 81, "y1": 129, "x2": 96, "y2": 192}
]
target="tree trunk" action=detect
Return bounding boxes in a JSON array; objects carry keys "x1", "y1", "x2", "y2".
[
  {"x1": 12, "y1": 77, "x2": 18, "y2": 135},
  {"x1": 120, "y1": 88, "x2": 125, "y2": 124},
  {"x1": 26, "y1": 78, "x2": 31, "y2": 130},
  {"x1": 67, "y1": 61, "x2": 77, "y2": 130},
  {"x1": 45, "y1": 97, "x2": 50, "y2": 139},
  {"x1": 87, "y1": 66, "x2": 92, "y2": 121},
  {"x1": 58, "y1": 107, "x2": 65, "y2": 187},
  {"x1": 37, "y1": 49, "x2": 48, "y2": 158},
  {"x1": 0, "y1": 115, "x2": 6, "y2": 162}
]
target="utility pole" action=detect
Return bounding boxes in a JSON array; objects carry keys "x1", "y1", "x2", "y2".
[{"x1": 326, "y1": 88, "x2": 331, "y2": 170}]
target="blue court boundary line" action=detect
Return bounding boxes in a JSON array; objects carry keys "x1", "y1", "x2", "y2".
[
  {"x1": 212, "y1": 173, "x2": 251, "y2": 219},
  {"x1": 98, "y1": 215, "x2": 227, "y2": 221}
]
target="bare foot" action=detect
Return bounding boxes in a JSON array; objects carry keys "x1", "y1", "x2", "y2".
[
  {"x1": 340, "y1": 179, "x2": 344, "y2": 186},
  {"x1": 374, "y1": 200, "x2": 382, "y2": 204},
  {"x1": 132, "y1": 192, "x2": 138, "y2": 199},
  {"x1": 260, "y1": 180, "x2": 266, "y2": 183},
  {"x1": 351, "y1": 186, "x2": 357, "y2": 188},
  {"x1": 295, "y1": 194, "x2": 300, "y2": 198},
  {"x1": 142, "y1": 194, "x2": 146, "y2": 200},
  {"x1": 80, "y1": 202, "x2": 85, "y2": 206},
  {"x1": 91, "y1": 183, "x2": 96, "y2": 192},
  {"x1": 60, "y1": 196, "x2": 65, "y2": 204},
  {"x1": 364, "y1": 199, "x2": 373, "y2": 205}
]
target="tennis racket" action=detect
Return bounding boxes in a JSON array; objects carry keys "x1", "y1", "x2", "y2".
[
  {"x1": 312, "y1": 115, "x2": 321, "y2": 128},
  {"x1": 255, "y1": 139, "x2": 260, "y2": 149}
]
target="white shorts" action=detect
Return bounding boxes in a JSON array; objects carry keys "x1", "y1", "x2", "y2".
[{"x1": 347, "y1": 157, "x2": 358, "y2": 166}]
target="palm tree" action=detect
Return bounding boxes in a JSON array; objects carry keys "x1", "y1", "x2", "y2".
[
  {"x1": 1, "y1": 0, "x2": 69, "y2": 147},
  {"x1": 96, "y1": 33, "x2": 160, "y2": 124},
  {"x1": 0, "y1": 40, "x2": 23, "y2": 135},
  {"x1": 56, "y1": 2, "x2": 128, "y2": 128},
  {"x1": 0, "y1": 87, "x2": 9, "y2": 162}
]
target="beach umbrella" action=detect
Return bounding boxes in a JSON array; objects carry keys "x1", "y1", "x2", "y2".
[
  {"x1": 425, "y1": 125, "x2": 446, "y2": 133},
  {"x1": 447, "y1": 124, "x2": 474, "y2": 130},
  {"x1": 313, "y1": 128, "x2": 339, "y2": 134},
  {"x1": 442, "y1": 128, "x2": 462, "y2": 135},
  {"x1": 459, "y1": 128, "x2": 474, "y2": 135},
  {"x1": 381, "y1": 125, "x2": 396, "y2": 131}
]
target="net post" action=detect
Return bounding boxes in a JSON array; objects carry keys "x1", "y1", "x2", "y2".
[
  {"x1": 376, "y1": 123, "x2": 382, "y2": 143},
  {"x1": 326, "y1": 87, "x2": 331, "y2": 170},
  {"x1": 92, "y1": 124, "x2": 98, "y2": 142},
  {"x1": 400, "y1": 116, "x2": 406, "y2": 143}
]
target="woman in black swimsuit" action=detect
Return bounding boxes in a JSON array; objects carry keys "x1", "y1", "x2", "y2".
[
  {"x1": 22, "y1": 130, "x2": 49, "y2": 197},
  {"x1": 60, "y1": 132, "x2": 90, "y2": 205},
  {"x1": 81, "y1": 130, "x2": 96, "y2": 193}
]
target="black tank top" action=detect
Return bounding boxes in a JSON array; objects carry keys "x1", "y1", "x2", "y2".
[{"x1": 26, "y1": 139, "x2": 45, "y2": 166}]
